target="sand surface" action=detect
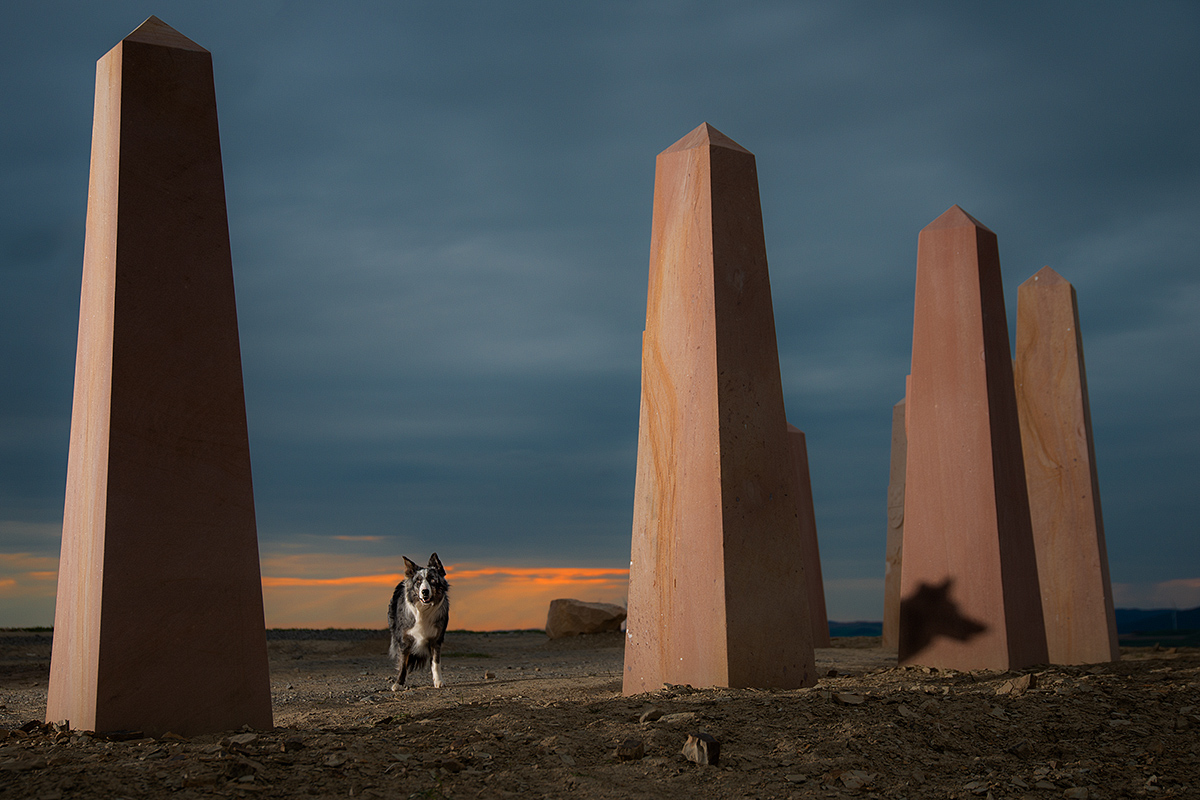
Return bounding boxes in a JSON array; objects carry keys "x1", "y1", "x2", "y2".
[{"x1": 1, "y1": 629, "x2": 1198, "y2": 798}]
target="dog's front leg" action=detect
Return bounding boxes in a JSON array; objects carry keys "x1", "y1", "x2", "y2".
[
  {"x1": 391, "y1": 651, "x2": 410, "y2": 692},
  {"x1": 431, "y1": 643, "x2": 443, "y2": 689}
]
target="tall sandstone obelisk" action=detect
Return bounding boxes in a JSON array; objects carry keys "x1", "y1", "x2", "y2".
[
  {"x1": 47, "y1": 17, "x2": 273, "y2": 736},
  {"x1": 1014, "y1": 266, "x2": 1118, "y2": 664},
  {"x1": 623, "y1": 123, "x2": 816, "y2": 693},
  {"x1": 899, "y1": 206, "x2": 1048, "y2": 671},
  {"x1": 881, "y1": 396, "x2": 906, "y2": 651},
  {"x1": 787, "y1": 425, "x2": 830, "y2": 648}
]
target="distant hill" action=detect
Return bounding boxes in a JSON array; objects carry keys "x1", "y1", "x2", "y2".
[
  {"x1": 1114, "y1": 606, "x2": 1200, "y2": 634},
  {"x1": 828, "y1": 621, "x2": 883, "y2": 638},
  {"x1": 826, "y1": 607, "x2": 1200, "y2": 647}
]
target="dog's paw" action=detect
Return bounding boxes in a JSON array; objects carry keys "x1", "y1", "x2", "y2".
[
  {"x1": 390, "y1": 682, "x2": 402, "y2": 692},
  {"x1": 433, "y1": 680, "x2": 443, "y2": 689}
]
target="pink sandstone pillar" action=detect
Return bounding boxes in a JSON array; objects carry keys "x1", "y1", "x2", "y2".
[
  {"x1": 623, "y1": 123, "x2": 817, "y2": 693},
  {"x1": 47, "y1": 17, "x2": 273, "y2": 736},
  {"x1": 1014, "y1": 266, "x2": 1118, "y2": 664},
  {"x1": 881, "y1": 397, "x2": 906, "y2": 651},
  {"x1": 787, "y1": 425, "x2": 830, "y2": 648},
  {"x1": 899, "y1": 206, "x2": 1048, "y2": 670}
]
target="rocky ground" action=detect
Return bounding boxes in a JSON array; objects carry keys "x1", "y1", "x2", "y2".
[{"x1": 1, "y1": 628, "x2": 1197, "y2": 799}]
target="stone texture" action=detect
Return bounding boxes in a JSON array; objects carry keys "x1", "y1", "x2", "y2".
[
  {"x1": 996, "y1": 673, "x2": 1038, "y2": 695},
  {"x1": 787, "y1": 425, "x2": 830, "y2": 647},
  {"x1": 882, "y1": 396, "x2": 906, "y2": 651},
  {"x1": 46, "y1": 17, "x2": 272, "y2": 736},
  {"x1": 638, "y1": 708, "x2": 663, "y2": 724},
  {"x1": 681, "y1": 732, "x2": 721, "y2": 766},
  {"x1": 623, "y1": 123, "x2": 816, "y2": 693},
  {"x1": 1014, "y1": 266, "x2": 1118, "y2": 665},
  {"x1": 545, "y1": 599, "x2": 627, "y2": 639},
  {"x1": 899, "y1": 206, "x2": 1048, "y2": 671},
  {"x1": 615, "y1": 739, "x2": 645, "y2": 760}
]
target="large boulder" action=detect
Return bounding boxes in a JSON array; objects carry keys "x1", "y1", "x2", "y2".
[{"x1": 545, "y1": 599, "x2": 627, "y2": 639}]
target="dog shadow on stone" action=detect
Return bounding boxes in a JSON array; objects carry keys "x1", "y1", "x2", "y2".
[{"x1": 898, "y1": 579, "x2": 987, "y2": 663}]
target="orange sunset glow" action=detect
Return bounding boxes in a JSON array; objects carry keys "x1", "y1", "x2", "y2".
[{"x1": 258, "y1": 555, "x2": 629, "y2": 630}]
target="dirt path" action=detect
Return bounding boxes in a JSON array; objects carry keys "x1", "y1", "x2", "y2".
[{"x1": 2, "y1": 630, "x2": 1197, "y2": 798}]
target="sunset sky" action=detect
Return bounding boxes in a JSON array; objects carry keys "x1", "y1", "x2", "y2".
[{"x1": 1, "y1": 3, "x2": 1198, "y2": 630}]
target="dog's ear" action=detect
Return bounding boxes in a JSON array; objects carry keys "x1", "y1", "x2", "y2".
[
  {"x1": 428, "y1": 552, "x2": 445, "y2": 576},
  {"x1": 403, "y1": 556, "x2": 418, "y2": 577}
]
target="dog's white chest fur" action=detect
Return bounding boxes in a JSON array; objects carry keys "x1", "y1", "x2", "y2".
[{"x1": 404, "y1": 597, "x2": 443, "y2": 650}]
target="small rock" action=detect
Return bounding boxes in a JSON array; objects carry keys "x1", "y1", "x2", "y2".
[
  {"x1": 225, "y1": 733, "x2": 259, "y2": 748},
  {"x1": 615, "y1": 739, "x2": 644, "y2": 760},
  {"x1": 996, "y1": 673, "x2": 1038, "y2": 695},
  {"x1": 1064, "y1": 789, "x2": 1089, "y2": 799},
  {"x1": 660, "y1": 712, "x2": 698, "y2": 725},
  {"x1": 840, "y1": 770, "x2": 875, "y2": 790},
  {"x1": 833, "y1": 692, "x2": 865, "y2": 705},
  {"x1": 184, "y1": 772, "x2": 219, "y2": 788},
  {"x1": 826, "y1": 668, "x2": 839, "y2": 678},
  {"x1": 324, "y1": 754, "x2": 348, "y2": 768},
  {"x1": 681, "y1": 732, "x2": 720, "y2": 766},
  {"x1": 557, "y1": 751, "x2": 576, "y2": 767},
  {"x1": 281, "y1": 736, "x2": 306, "y2": 752},
  {"x1": 1035, "y1": 780, "x2": 1057, "y2": 790},
  {"x1": 639, "y1": 708, "x2": 663, "y2": 724},
  {"x1": 484, "y1": 672, "x2": 496, "y2": 680},
  {"x1": 1008, "y1": 739, "x2": 1033, "y2": 757}
]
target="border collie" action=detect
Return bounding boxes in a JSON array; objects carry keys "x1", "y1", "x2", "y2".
[{"x1": 387, "y1": 553, "x2": 450, "y2": 689}]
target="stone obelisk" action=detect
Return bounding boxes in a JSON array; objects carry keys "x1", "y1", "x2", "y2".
[
  {"x1": 787, "y1": 425, "x2": 830, "y2": 648},
  {"x1": 47, "y1": 17, "x2": 273, "y2": 736},
  {"x1": 1014, "y1": 266, "x2": 1118, "y2": 664},
  {"x1": 623, "y1": 123, "x2": 816, "y2": 693},
  {"x1": 881, "y1": 396, "x2": 906, "y2": 651},
  {"x1": 899, "y1": 206, "x2": 1048, "y2": 671}
]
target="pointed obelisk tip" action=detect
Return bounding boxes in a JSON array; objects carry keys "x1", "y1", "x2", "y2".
[
  {"x1": 922, "y1": 204, "x2": 995, "y2": 234},
  {"x1": 661, "y1": 122, "x2": 752, "y2": 156},
  {"x1": 124, "y1": 15, "x2": 209, "y2": 52},
  {"x1": 1022, "y1": 265, "x2": 1069, "y2": 288}
]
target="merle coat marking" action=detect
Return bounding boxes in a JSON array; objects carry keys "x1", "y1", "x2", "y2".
[{"x1": 387, "y1": 553, "x2": 449, "y2": 689}]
